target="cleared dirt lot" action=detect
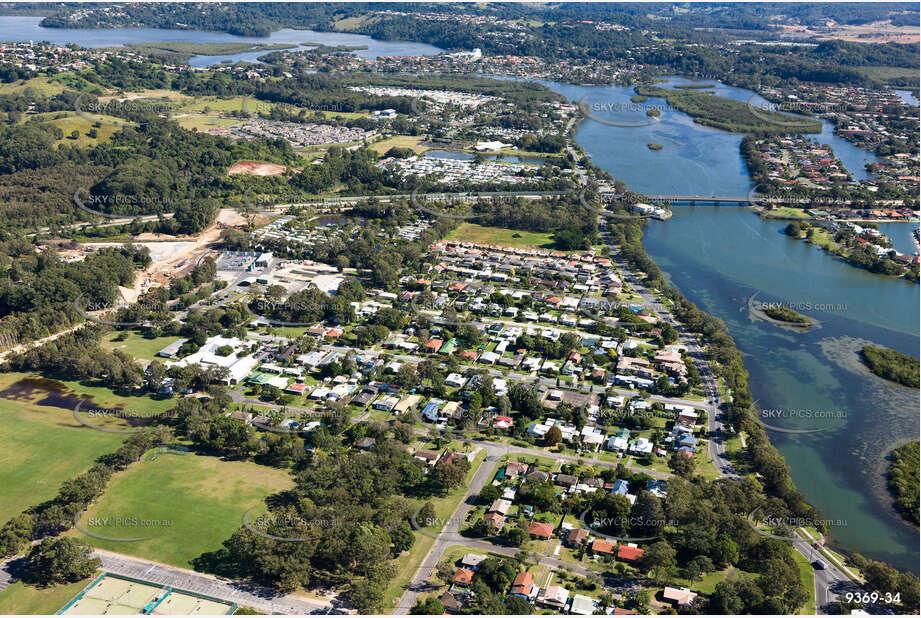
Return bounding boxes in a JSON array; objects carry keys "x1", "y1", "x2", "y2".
[
  {"x1": 85, "y1": 209, "x2": 248, "y2": 301},
  {"x1": 227, "y1": 160, "x2": 289, "y2": 176}
]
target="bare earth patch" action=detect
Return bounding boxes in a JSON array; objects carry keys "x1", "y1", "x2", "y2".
[
  {"x1": 227, "y1": 160, "x2": 289, "y2": 176},
  {"x1": 84, "y1": 209, "x2": 247, "y2": 297}
]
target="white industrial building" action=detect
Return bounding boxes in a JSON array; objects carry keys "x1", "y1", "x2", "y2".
[{"x1": 164, "y1": 335, "x2": 260, "y2": 385}]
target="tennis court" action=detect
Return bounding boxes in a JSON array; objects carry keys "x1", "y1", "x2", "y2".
[
  {"x1": 58, "y1": 573, "x2": 236, "y2": 615},
  {"x1": 152, "y1": 593, "x2": 233, "y2": 615}
]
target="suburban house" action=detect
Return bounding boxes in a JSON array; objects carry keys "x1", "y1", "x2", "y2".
[
  {"x1": 591, "y1": 538, "x2": 616, "y2": 555},
  {"x1": 460, "y1": 553, "x2": 487, "y2": 570},
  {"x1": 569, "y1": 594, "x2": 600, "y2": 615},
  {"x1": 527, "y1": 470, "x2": 550, "y2": 483},
  {"x1": 350, "y1": 385, "x2": 378, "y2": 406},
  {"x1": 555, "y1": 473, "x2": 578, "y2": 488},
  {"x1": 489, "y1": 499, "x2": 512, "y2": 516},
  {"x1": 424, "y1": 338, "x2": 443, "y2": 353},
  {"x1": 509, "y1": 572, "x2": 537, "y2": 599},
  {"x1": 505, "y1": 461, "x2": 529, "y2": 478},
  {"x1": 484, "y1": 512, "x2": 506, "y2": 531},
  {"x1": 393, "y1": 394, "x2": 422, "y2": 415},
  {"x1": 440, "y1": 591, "x2": 466, "y2": 614},
  {"x1": 617, "y1": 544, "x2": 646, "y2": 563},
  {"x1": 537, "y1": 585, "x2": 569, "y2": 610},
  {"x1": 414, "y1": 449, "x2": 441, "y2": 466},
  {"x1": 445, "y1": 373, "x2": 467, "y2": 388},
  {"x1": 566, "y1": 528, "x2": 588, "y2": 547},
  {"x1": 453, "y1": 568, "x2": 474, "y2": 587},
  {"x1": 662, "y1": 587, "x2": 698, "y2": 608}
]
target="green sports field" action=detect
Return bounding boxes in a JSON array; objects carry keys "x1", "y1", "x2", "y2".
[
  {"x1": 0, "y1": 372, "x2": 180, "y2": 522},
  {"x1": 72, "y1": 452, "x2": 293, "y2": 568},
  {"x1": 0, "y1": 375, "x2": 126, "y2": 522}
]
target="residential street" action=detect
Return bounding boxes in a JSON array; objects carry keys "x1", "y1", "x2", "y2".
[
  {"x1": 393, "y1": 443, "x2": 505, "y2": 614},
  {"x1": 225, "y1": 388, "x2": 673, "y2": 480}
]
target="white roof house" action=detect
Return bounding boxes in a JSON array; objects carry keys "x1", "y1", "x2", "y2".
[
  {"x1": 265, "y1": 375, "x2": 288, "y2": 389},
  {"x1": 309, "y1": 386, "x2": 331, "y2": 399},
  {"x1": 479, "y1": 351, "x2": 500, "y2": 364},
  {"x1": 461, "y1": 553, "x2": 488, "y2": 568},
  {"x1": 446, "y1": 373, "x2": 467, "y2": 388},
  {"x1": 373, "y1": 395, "x2": 401, "y2": 411},
  {"x1": 606, "y1": 395, "x2": 625, "y2": 407},
  {"x1": 522, "y1": 357, "x2": 542, "y2": 371},
  {"x1": 630, "y1": 437, "x2": 653, "y2": 455},
  {"x1": 569, "y1": 594, "x2": 599, "y2": 615}
]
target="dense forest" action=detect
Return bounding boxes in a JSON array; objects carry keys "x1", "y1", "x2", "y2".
[
  {"x1": 0, "y1": 243, "x2": 149, "y2": 351},
  {"x1": 860, "y1": 345, "x2": 921, "y2": 388},
  {"x1": 887, "y1": 441, "x2": 920, "y2": 526}
]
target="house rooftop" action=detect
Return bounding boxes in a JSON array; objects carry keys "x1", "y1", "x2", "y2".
[
  {"x1": 617, "y1": 544, "x2": 645, "y2": 562},
  {"x1": 453, "y1": 568, "x2": 474, "y2": 586},
  {"x1": 663, "y1": 586, "x2": 698, "y2": 606}
]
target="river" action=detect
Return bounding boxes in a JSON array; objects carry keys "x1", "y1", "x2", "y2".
[
  {"x1": 0, "y1": 16, "x2": 442, "y2": 64},
  {"x1": 541, "y1": 76, "x2": 919, "y2": 570},
  {"x1": 0, "y1": 17, "x2": 917, "y2": 570}
]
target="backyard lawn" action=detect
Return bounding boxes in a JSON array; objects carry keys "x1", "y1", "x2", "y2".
[{"x1": 101, "y1": 331, "x2": 182, "y2": 362}]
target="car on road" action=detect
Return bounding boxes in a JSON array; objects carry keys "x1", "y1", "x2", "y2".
[{"x1": 812, "y1": 560, "x2": 827, "y2": 570}]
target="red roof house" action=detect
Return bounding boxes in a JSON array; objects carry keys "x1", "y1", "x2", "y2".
[{"x1": 617, "y1": 544, "x2": 646, "y2": 562}]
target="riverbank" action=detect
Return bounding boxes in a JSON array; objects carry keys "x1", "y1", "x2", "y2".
[
  {"x1": 640, "y1": 207, "x2": 919, "y2": 572},
  {"x1": 761, "y1": 208, "x2": 920, "y2": 225},
  {"x1": 122, "y1": 41, "x2": 295, "y2": 61},
  {"x1": 887, "y1": 441, "x2": 920, "y2": 527},
  {"x1": 782, "y1": 220, "x2": 919, "y2": 283}
]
